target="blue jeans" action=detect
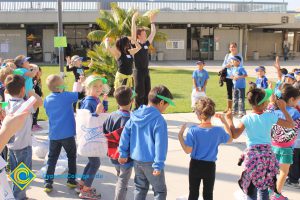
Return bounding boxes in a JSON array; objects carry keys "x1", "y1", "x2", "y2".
[
  {"x1": 81, "y1": 157, "x2": 101, "y2": 187},
  {"x1": 233, "y1": 88, "x2": 246, "y2": 114},
  {"x1": 9, "y1": 146, "x2": 32, "y2": 200},
  {"x1": 133, "y1": 161, "x2": 167, "y2": 200},
  {"x1": 45, "y1": 137, "x2": 77, "y2": 184},
  {"x1": 248, "y1": 186, "x2": 269, "y2": 200}
]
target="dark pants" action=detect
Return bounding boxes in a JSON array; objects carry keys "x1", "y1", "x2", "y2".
[
  {"x1": 45, "y1": 137, "x2": 77, "y2": 184},
  {"x1": 247, "y1": 182, "x2": 269, "y2": 200},
  {"x1": 73, "y1": 91, "x2": 85, "y2": 112},
  {"x1": 134, "y1": 70, "x2": 151, "y2": 109},
  {"x1": 81, "y1": 157, "x2": 101, "y2": 187},
  {"x1": 288, "y1": 148, "x2": 300, "y2": 183},
  {"x1": 32, "y1": 108, "x2": 39, "y2": 126},
  {"x1": 225, "y1": 78, "x2": 233, "y2": 100},
  {"x1": 188, "y1": 159, "x2": 216, "y2": 200}
]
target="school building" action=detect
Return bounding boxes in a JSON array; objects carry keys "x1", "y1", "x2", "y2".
[{"x1": 0, "y1": 0, "x2": 299, "y2": 62}]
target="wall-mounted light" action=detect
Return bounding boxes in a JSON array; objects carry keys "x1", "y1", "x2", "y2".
[
  {"x1": 20, "y1": 24, "x2": 25, "y2": 28},
  {"x1": 187, "y1": 24, "x2": 191, "y2": 28},
  {"x1": 218, "y1": 24, "x2": 222, "y2": 28},
  {"x1": 89, "y1": 24, "x2": 93, "y2": 28}
]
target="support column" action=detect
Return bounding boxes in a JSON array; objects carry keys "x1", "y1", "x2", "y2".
[
  {"x1": 242, "y1": 25, "x2": 248, "y2": 61},
  {"x1": 293, "y1": 31, "x2": 298, "y2": 52}
]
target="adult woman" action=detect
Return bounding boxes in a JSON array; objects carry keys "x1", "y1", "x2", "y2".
[
  {"x1": 105, "y1": 36, "x2": 141, "y2": 90},
  {"x1": 222, "y1": 42, "x2": 244, "y2": 113}
]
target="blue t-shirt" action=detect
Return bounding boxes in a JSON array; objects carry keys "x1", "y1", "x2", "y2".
[
  {"x1": 241, "y1": 112, "x2": 279, "y2": 147},
  {"x1": 274, "y1": 106, "x2": 300, "y2": 121},
  {"x1": 222, "y1": 53, "x2": 244, "y2": 78},
  {"x1": 80, "y1": 96, "x2": 108, "y2": 116},
  {"x1": 192, "y1": 69, "x2": 209, "y2": 88},
  {"x1": 184, "y1": 126, "x2": 230, "y2": 162},
  {"x1": 18, "y1": 68, "x2": 33, "y2": 96},
  {"x1": 256, "y1": 76, "x2": 268, "y2": 89},
  {"x1": 232, "y1": 66, "x2": 247, "y2": 89},
  {"x1": 44, "y1": 92, "x2": 78, "y2": 140}
]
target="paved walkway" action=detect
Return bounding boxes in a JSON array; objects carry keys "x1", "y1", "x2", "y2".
[{"x1": 21, "y1": 113, "x2": 300, "y2": 200}]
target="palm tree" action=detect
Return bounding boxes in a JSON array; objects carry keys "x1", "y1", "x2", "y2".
[{"x1": 87, "y1": 3, "x2": 167, "y2": 89}]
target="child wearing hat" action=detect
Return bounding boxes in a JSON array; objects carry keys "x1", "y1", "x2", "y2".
[
  {"x1": 255, "y1": 66, "x2": 268, "y2": 89},
  {"x1": 191, "y1": 60, "x2": 209, "y2": 110}
]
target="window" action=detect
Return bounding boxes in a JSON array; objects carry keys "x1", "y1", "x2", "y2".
[{"x1": 166, "y1": 40, "x2": 184, "y2": 49}]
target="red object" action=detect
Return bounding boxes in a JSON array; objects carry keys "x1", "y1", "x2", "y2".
[{"x1": 104, "y1": 127, "x2": 123, "y2": 159}]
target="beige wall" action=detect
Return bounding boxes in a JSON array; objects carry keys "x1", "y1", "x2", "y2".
[
  {"x1": 214, "y1": 29, "x2": 241, "y2": 60},
  {"x1": 247, "y1": 30, "x2": 283, "y2": 59},
  {"x1": 155, "y1": 29, "x2": 187, "y2": 60},
  {"x1": 42, "y1": 29, "x2": 55, "y2": 62},
  {"x1": 0, "y1": 30, "x2": 26, "y2": 59}
]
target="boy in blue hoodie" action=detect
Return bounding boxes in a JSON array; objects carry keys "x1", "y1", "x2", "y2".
[{"x1": 118, "y1": 85, "x2": 174, "y2": 200}]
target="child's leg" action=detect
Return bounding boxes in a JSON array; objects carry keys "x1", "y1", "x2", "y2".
[
  {"x1": 233, "y1": 89, "x2": 239, "y2": 113},
  {"x1": 277, "y1": 163, "x2": 290, "y2": 193},
  {"x1": 239, "y1": 88, "x2": 246, "y2": 114},
  {"x1": 114, "y1": 165, "x2": 133, "y2": 200},
  {"x1": 188, "y1": 159, "x2": 202, "y2": 200},
  {"x1": 288, "y1": 148, "x2": 300, "y2": 183},
  {"x1": 202, "y1": 161, "x2": 215, "y2": 200},
  {"x1": 82, "y1": 157, "x2": 100, "y2": 189},
  {"x1": 45, "y1": 140, "x2": 63, "y2": 184},
  {"x1": 133, "y1": 161, "x2": 151, "y2": 200},
  {"x1": 61, "y1": 137, "x2": 77, "y2": 183},
  {"x1": 257, "y1": 189, "x2": 269, "y2": 200}
]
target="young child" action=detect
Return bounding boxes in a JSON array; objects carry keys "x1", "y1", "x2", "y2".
[
  {"x1": 32, "y1": 65, "x2": 43, "y2": 131},
  {"x1": 118, "y1": 85, "x2": 174, "y2": 200},
  {"x1": 255, "y1": 66, "x2": 268, "y2": 89},
  {"x1": 270, "y1": 84, "x2": 300, "y2": 199},
  {"x1": 14, "y1": 55, "x2": 38, "y2": 97},
  {"x1": 191, "y1": 60, "x2": 209, "y2": 110},
  {"x1": 103, "y1": 86, "x2": 134, "y2": 200},
  {"x1": 294, "y1": 70, "x2": 300, "y2": 82},
  {"x1": 231, "y1": 56, "x2": 248, "y2": 118},
  {"x1": 227, "y1": 87, "x2": 294, "y2": 200},
  {"x1": 0, "y1": 67, "x2": 13, "y2": 102},
  {"x1": 76, "y1": 75, "x2": 108, "y2": 199},
  {"x1": 5, "y1": 74, "x2": 43, "y2": 199},
  {"x1": 43, "y1": 75, "x2": 78, "y2": 193},
  {"x1": 178, "y1": 97, "x2": 232, "y2": 200}
]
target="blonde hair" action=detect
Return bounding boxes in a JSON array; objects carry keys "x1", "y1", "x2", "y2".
[
  {"x1": 0, "y1": 67, "x2": 13, "y2": 83},
  {"x1": 46, "y1": 74, "x2": 63, "y2": 92},
  {"x1": 195, "y1": 97, "x2": 216, "y2": 121}
]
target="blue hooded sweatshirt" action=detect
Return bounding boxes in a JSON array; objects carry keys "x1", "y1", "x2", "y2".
[{"x1": 118, "y1": 105, "x2": 168, "y2": 171}]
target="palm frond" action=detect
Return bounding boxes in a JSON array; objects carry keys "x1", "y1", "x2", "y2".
[{"x1": 87, "y1": 30, "x2": 106, "y2": 42}]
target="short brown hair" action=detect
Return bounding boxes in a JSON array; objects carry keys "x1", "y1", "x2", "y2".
[
  {"x1": 148, "y1": 85, "x2": 173, "y2": 105},
  {"x1": 137, "y1": 28, "x2": 146, "y2": 36},
  {"x1": 114, "y1": 86, "x2": 132, "y2": 106},
  {"x1": 46, "y1": 74, "x2": 63, "y2": 92},
  {"x1": 5, "y1": 75, "x2": 25, "y2": 96},
  {"x1": 0, "y1": 67, "x2": 13, "y2": 83},
  {"x1": 195, "y1": 97, "x2": 216, "y2": 120}
]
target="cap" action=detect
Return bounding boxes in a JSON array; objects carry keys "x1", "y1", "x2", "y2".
[
  {"x1": 285, "y1": 73, "x2": 296, "y2": 80},
  {"x1": 231, "y1": 56, "x2": 242, "y2": 62},
  {"x1": 255, "y1": 66, "x2": 266, "y2": 72},
  {"x1": 196, "y1": 60, "x2": 205, "y2": 65},
  {"x1": 294, "y1": 70, "x2": 300, "y2": 75},
  {"x1": 14, "y1": 56, "x2": 30, "y2": 67},
  {"x1": 85, "y1": 75, "x2": 107, "y2": 86},
  {"x1": 71, "y1": 55, "x2": 83, "y2": 63}
]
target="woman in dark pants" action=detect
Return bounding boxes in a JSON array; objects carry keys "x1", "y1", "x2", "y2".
[{"x1": 221, "y1": 42, "x2": 243, "y2": 113}]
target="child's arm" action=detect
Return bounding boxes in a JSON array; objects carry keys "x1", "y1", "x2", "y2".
[
  {"x1": 273, "y1": 56, "x2": 282, "y2": 81},
  {"x1": 201, "y1": 80, "x2": 208, "y2": 92},
  {"x1": 276, "y1": 99, "x2": 294, "y2": 128},
  {"x1": 215, "y1": 113, "x2": 233, "y2": 143},
  {"x1": 178, "y1": 123, "x2": 193, "y2": 154},
  {"x1": 24, "y1": 69, "x2": 38, "y2": 78},
  {"x1": 102, "y1": 94, "x2": 108, "y2": 112},
  {"x1": 192, "y1": 78, "x2": 199, "y2": 91},
  {"x1": 32, "y1": 92, "x2": 43, "y2": 110},
  {"x1": 225, "y1": 111, "x2": 245, "y2": 139},
  {"x1": 118, "y1": 121, "x2": 131, "y2": 164}
]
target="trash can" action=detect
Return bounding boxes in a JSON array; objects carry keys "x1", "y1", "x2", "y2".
[
  {"x1": 44, "y1": 52, "x2": 52, "y2": 62},
  {"x1": 157, "y1": 52, "x2": 164, "y2": 61},
  {"x1": 253, "y1": 51, "x2": 259, "y2": 60}
]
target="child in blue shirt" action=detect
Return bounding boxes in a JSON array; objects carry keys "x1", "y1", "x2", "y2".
[
  {"x1": 43, "y1": 74, "x2": 78, "y2": 193},
  {"x1": 255, "y1": 66, "x2": 268, "y2": 89},
  {"x1": 191, "y1": 60, "x2": 209, "y2": 109},
  {"x1": 118, "y1": 85, "x2": 174, "y2": 200},
  {"x1": 178, "y1": 97, "x2": 232, "y2": 200},
  {"x1": 77, "y1": 75, "x2": 108, "y2": 199},
  {"x1": 103, "y1": 86, "x2": 134, "y2": 200},
  {"x1": 231, "y1": 56, "x2": 247, "y2": 118}
]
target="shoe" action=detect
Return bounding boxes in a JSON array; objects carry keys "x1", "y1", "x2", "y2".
[
  {"x1": 75, "y1": 184, "x2": 83, "y2": 194},
  {"x1": 285, "y1": 179, "x2": 300, "y2": 189},
  {"x1": 44, "y1": 183, "x2": 53, "y2": 193},
  {"x1": 270, "y1": 193, "x2": 288, "y2": 200},
  {"x1": 32, "y1": 124, "x2": 43, "y2": 131},
  {"x1": 67, "y1": 180, "x2": 78, "y2": 189},
  {"x1": 79, "y1": 189, "x2": 101, "y2": 199}
]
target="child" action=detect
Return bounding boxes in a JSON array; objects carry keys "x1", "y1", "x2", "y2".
[
  {"x1": 118, "y1": 85, "x2": 174, "y2": 200},
  {"x1": 270, "y1": 84, "x2": 300, "y2": 199},
  {"x1": 178, "y1": 97, "x2": 232, "y2": 200},
  {"x1": 294, "y1": 70, "x2": 300, "y2": 82},
  {"x1": 43, "y1": 75, "x2": 78, "y2": 193},
  {"x1": 14, "y1": 55, "x2": 38, "y2": 97},
  {"x1": 5, "y1": 74, "x2": 43, "y2": 199},
  {"x1": 255, "y1": 66, "x2": 268, "y2": 89},
  {"x1": 191, "y1": 60, "x2": 209, "y2": 110},
  {"x1": 231, "y1": 56, "x2": 247, "y2": 118},
  {"x1": 0, "y1": 67, "x2": 13, "y2": 102},
  {"x1": 32, "y1": 65, "x2": 43, "y2": 131},
  {"x1": 227, "y1": 86, "x2": 294, "y2": 200},
  {"x1": 103, "y1": 86, "x2": 134, "y2": 200},
  {"x1": 77, "y1": 75, "x2": 108, "y2": 199}
]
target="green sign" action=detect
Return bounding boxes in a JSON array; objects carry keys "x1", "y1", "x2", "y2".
[{"x1": 54, "y1": 36, "x2": 67, "y2": 48}]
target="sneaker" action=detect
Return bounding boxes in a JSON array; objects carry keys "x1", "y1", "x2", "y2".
[
  {"x1": 285, "y1": 179, "x2": 300, "y2": 189},
  {"x1": 67, "y1": 180, "x2": 78, "y2": 189},
  {"x1": 270, "y1": 193, "x2": 288, "y2": 200},
  {"x1": 32, "y1": 124, "x2": 43, "y2": 132},
  {"x1": 44, "y1": 183, "x2": 53, "y2": 193},
  {"x1": 79, "y1": 189, "x2": 101, "y2": 199},
  {"x1": 75, "y1": 184, "x2": 83, "y2": 194}
]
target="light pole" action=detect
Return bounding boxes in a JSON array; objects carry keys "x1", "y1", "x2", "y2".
[{"x1": 57, "y1": 0, "x2": 64, "y2": 78}]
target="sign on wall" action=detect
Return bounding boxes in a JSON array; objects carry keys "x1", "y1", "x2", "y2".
[{"x1": 166, "y1": 40, "x2": 184, "y2": 49}]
